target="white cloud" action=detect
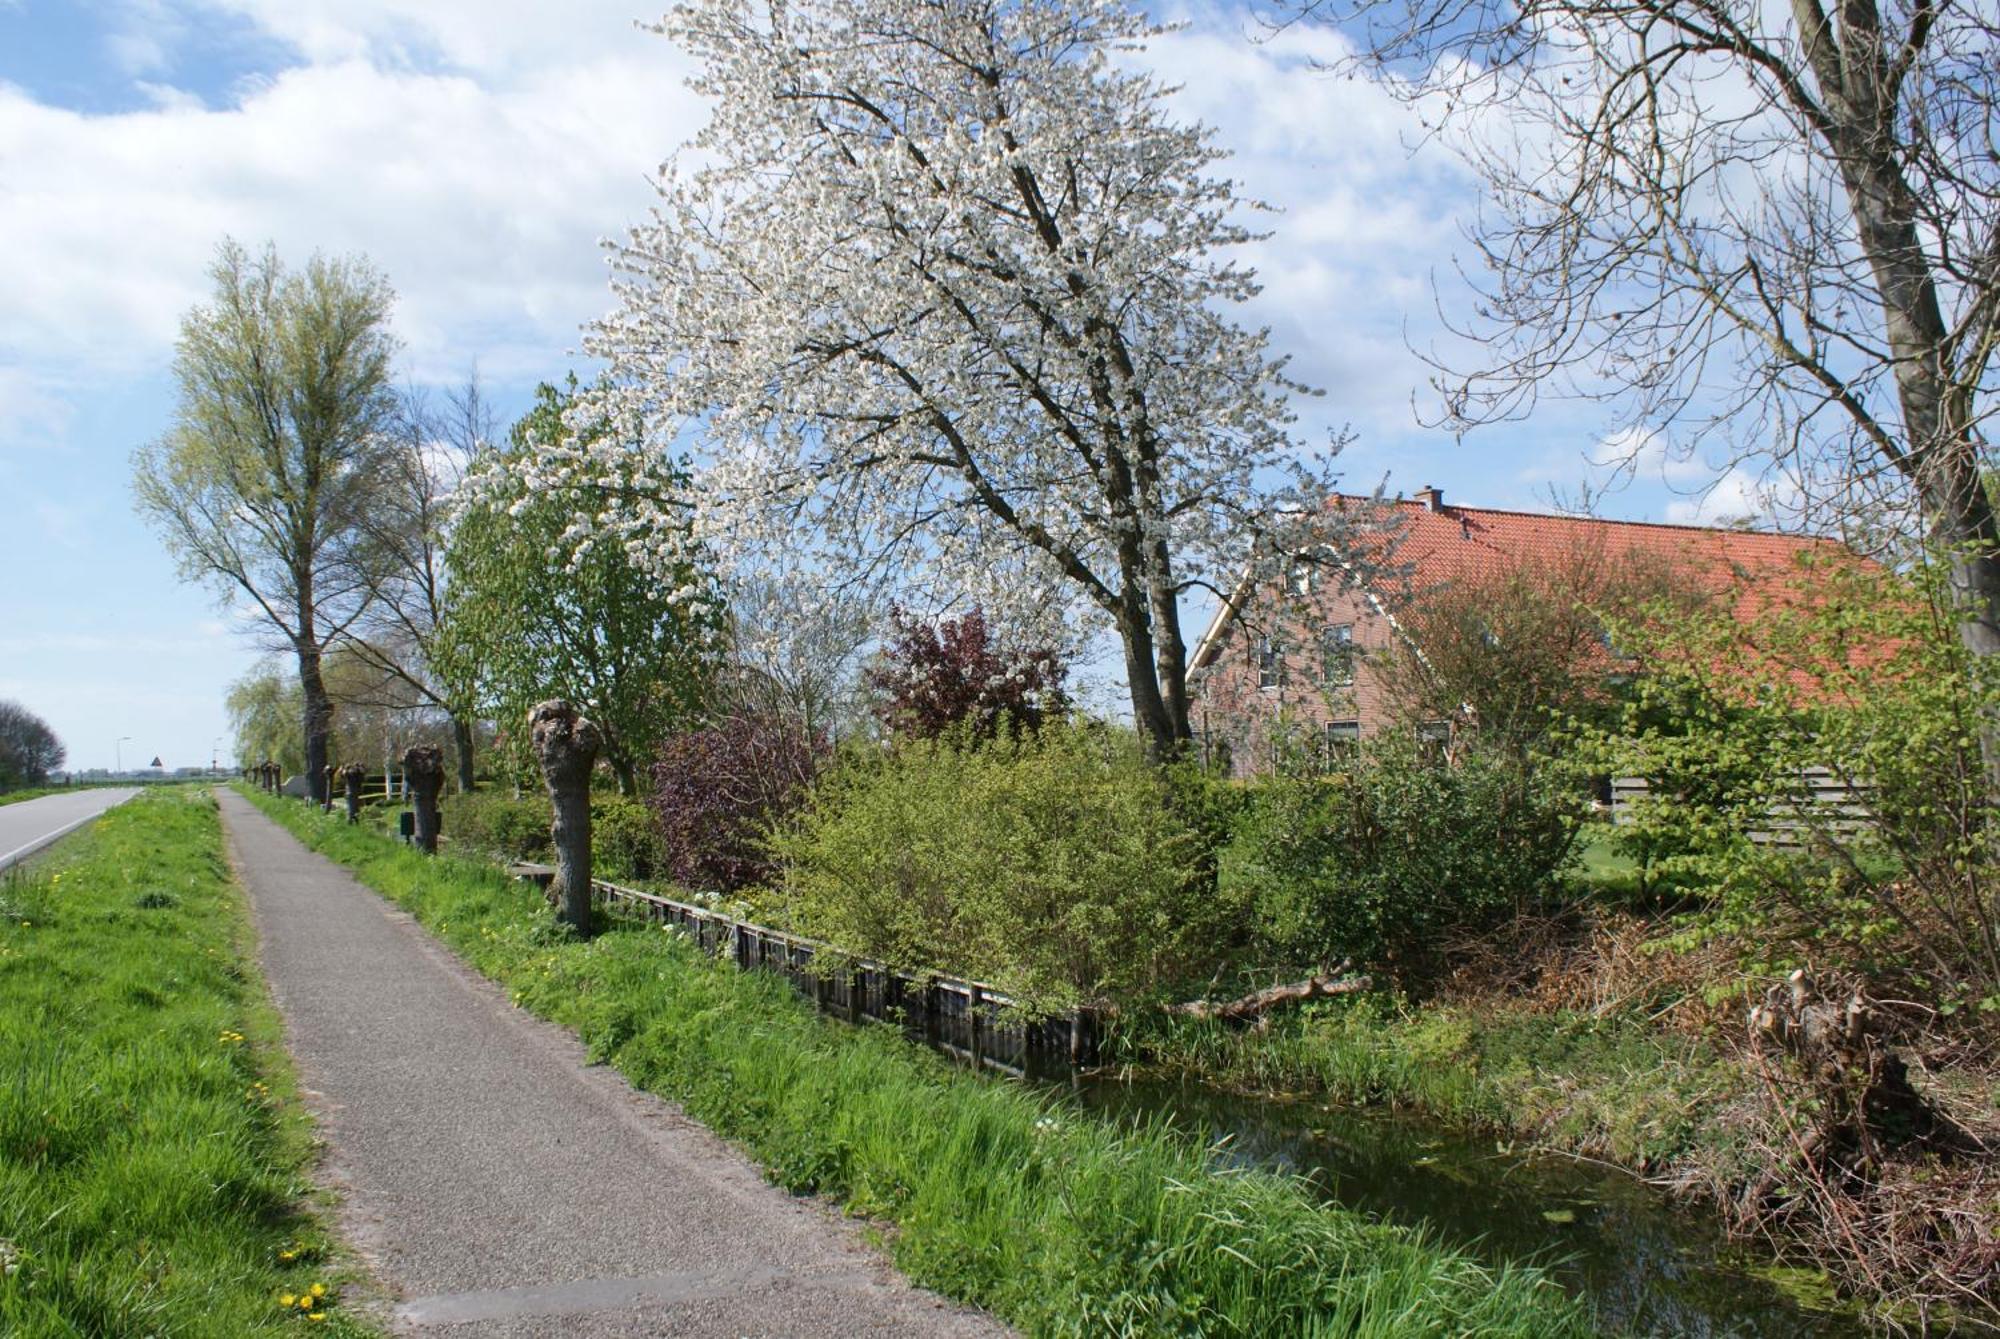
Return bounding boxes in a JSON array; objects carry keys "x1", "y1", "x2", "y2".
[
  {"x1": 0, "y1": 16, "x2": 703, "y2": 395},
  {"x1": 0, "y1": 0, "x2": 1484, "y2": 467},
  {"x1": 1143, "y1": 18, "x2": 1474, "y2": 438},
  {"x1": 193, "y1": 0, "x2": 662, "y2": 76},
  {"x1": 1662, "y1": 465, "x2": 1801, "y2": 526},
  {"x1": 0, "y1": 368, "x2": 74, "y2": 450},
  {"x1": 105, "y1": 0, "x2": 188, "y2": 78}
]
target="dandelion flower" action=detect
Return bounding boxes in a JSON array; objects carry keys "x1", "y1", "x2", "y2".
[
  {"x1": 310, "y1": 1282, "x2": 327, "y2": 1297},
  {"x1": 279, "y1": 1294, "x2": 296, "y2": 1307}
]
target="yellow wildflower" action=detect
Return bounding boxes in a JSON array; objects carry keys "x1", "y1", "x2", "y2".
[
  {"x1": 307, "y1": 1314, "x2": 326, "y2": 1322},
  {"x1": 279, "y1": 1294, "x2": 296, "y2": 1307},
  {"x1": 310, "y1": 1282, "x2": 327, "y2": 1297}
]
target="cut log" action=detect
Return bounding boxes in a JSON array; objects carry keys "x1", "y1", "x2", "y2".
[{"x1": 1166, "y1": 966, "x2": 1371, "y2": 1025}]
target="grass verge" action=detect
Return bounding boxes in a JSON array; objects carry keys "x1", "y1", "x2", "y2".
[
  {"x1": 240, "y1": 785, "x2": 1594, "y2": 1337},
  {"x1": 0, "y1": 789, "x2": 371, "y2": 1335}
]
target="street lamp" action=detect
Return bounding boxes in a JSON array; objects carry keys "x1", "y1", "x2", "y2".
[
  {"x1": 115, "y1": 736, "x2": 132, "y2": 774},
  {"x1": 211, "y1": 737, "x2": 222, "y2": 774}
]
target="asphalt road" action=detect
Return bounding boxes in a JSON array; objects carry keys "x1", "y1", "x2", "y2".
[
  {"x1": 0, "y1": 787, "x2": 140, "y2": 871},
  {"x1": 216, "y1": 789, "x2": 1009, "y2": 1338}
]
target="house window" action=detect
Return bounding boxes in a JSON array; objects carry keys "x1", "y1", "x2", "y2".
[
  {"x1": 1287, "y1": 560, "x2": 1314, "y2": 597},
  {"x1": 1321, "y1": 623, "x2": 1355, "y2": 685},
  {"x1": 1323, "y1": 719, "x2": 1360, "y2": 769},
  {"x1": 1256, "y1": 636, "x2": 1284, "y2": 689}
]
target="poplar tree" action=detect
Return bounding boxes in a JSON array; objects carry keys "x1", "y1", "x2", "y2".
[{"x1": 135, "y1": 240, "x2": 399, "y2": 804}]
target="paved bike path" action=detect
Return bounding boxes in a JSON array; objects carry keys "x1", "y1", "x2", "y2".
[{"x1": 217, "y1": 789, "x2": 1006, "y2": 1337}]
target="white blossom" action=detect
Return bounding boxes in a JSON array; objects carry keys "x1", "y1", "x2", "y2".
[{"x1": 564, "y1": 0, "x2": 1355, "y2": 746}]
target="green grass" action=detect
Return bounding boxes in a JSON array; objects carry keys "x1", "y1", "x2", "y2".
[
  {"x1": 242, "y1": 786, "x2": 1595, "y2": 1337},
  {"x1": 1127, "y1": 994, "x2": 1752, "y2": 1176},
  {"x1": 0, "y1": 790, "x2": 373, "y2": 1336}
]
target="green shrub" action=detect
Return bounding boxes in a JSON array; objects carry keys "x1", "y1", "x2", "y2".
[
  {"x1": 441, "y1": 790, "x2": 664, "y2": 884},
  {"x1": 593, "y1": 796, "x2": 665, "y2": 883},
  {"x1": 441, "y1": 790, "x2": 552, "y2": 862},
  {"x1": 1221, "y1": 736, "x2": 1582, "y2": 973},
  {"x1": 1585, "y1": 553, "x2": 2000, "y2": 1002},
  {"x1": 773, "y1": 725, "x2": 1243, "y2": 1014}
]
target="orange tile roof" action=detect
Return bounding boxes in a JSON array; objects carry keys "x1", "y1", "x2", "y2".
[{"x1": 1331, "y1": 494, "x2": 1858, "y2": 625}]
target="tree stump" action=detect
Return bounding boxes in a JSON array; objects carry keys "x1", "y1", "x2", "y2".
[
  {"x1": 403, "y1": 745, "x2": 446, "y2": 855},
  {"x1": 1745, "y1": 970, "x2": 1961, "y2": 1207},
  {"x1": 339, "y1": 763, "x2": 366, "y2": 825},
  {"x1": 529, "y1": 700, "x2": 600, "y2": 936}
]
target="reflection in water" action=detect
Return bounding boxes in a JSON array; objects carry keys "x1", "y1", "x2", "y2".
[{"x1": 1062, "y1": 1079, "x2": 1865, "y2": 1338}]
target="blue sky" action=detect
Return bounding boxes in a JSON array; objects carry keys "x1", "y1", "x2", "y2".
[{"x1": 0, "y1": 0, "x2": 1755, "y2": 772}]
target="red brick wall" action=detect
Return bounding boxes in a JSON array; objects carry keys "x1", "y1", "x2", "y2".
[{"x1": 1188, "y1": 576, "x2": 1408, "y2": 776}]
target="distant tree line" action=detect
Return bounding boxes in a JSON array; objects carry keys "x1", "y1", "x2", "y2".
[{"x1": 0, "y1": 701, "x2": 65, "y2": 790}]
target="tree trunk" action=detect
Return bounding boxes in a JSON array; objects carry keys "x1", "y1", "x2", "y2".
[
  {"x1": 320, "y1": 765, "x2": 335, "y2": 814},
  {"x1": 1115, "y1": 594, "x2": 1182, "y2": 760},
  {"x1": 610, "y1": 754, "x2": 639, "y2": 798},
  {"x1": 339, "y1": 763, "x2": 365, "y2": 825},
  {"x1": 404, "y1": 745, "x2": 445, "y2": 855},
  {"x1": 1144, "y1": 537, "x2": 1194, "y2": 756},
  {"x1": 451, "y1": 715, "x2": 476, "y2": 794},
  {"x1": 296, "y1": 640, "x2": 332, "y2": 807},
  {"x1": 1834, "y1": 118, "x2": 2000, "y2": 782},
  {"x1": 529, "y1": 700, "x2": 601, "y2": 935},
  {"x1": 1165, "y1": 967, "x2": 1370, "y2": 1025}
]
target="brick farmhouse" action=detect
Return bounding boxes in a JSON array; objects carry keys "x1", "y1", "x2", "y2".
[{"x1": 1185, "y1": 488, "x2": 1852, "y2": 775}]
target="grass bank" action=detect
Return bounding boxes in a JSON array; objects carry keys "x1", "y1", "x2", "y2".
[
  {"x1": 241, "y1": 786, "x2": 1593, "y2": 1337},
  {"x1": 1127, "y1": 993, "x2": 1756, "y2": 1178},
  {"x1": 0, "y1": 789, "x2": 371, "y2": 1335}
]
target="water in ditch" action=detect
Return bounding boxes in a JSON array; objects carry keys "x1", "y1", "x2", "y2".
[
  {"x1": 1056, "y1": 1077, "x2": 1868, "y2": 1337},
  {"x1": 754, "y1": 947, "x2": 1873, "y2": 1333}
]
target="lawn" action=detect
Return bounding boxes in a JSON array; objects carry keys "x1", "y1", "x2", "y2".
[{"x1": 0, "y1": 789, "x2": 372, "y2": 1335}]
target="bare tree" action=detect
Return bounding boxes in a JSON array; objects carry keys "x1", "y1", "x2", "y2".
[
  {"x1": 134, "y1": 239, "x2": 399, "y2": 804},
  {"x1": 719, "y1": 576, "x2": 881, "y2": 742},
  {"x1": 1276, "y1": 0, "x2": 2000, "y2": 680},
  {"x1": 344, "y1": 377, "x2": 491, "y2": 791}
]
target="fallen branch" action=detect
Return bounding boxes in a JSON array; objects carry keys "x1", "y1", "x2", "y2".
[{"x1": 1165, "y1": 966, "x2": 1371, "y2": 1025}]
